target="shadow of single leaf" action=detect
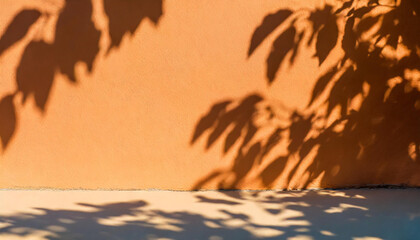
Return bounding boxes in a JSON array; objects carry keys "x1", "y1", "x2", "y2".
[
  {"x1": 266, "y1": 26, "x2": 296, "y2": 83},
  {"x1": 352, "y1": 6, "x2": 376, "y2": 18},
  {"x1": 104, "y1": 0, "x2": 163, "y2": 52},
  {"x1": 315, "y1": 19, "x2": 338, "y2": 65},
  {"x1": 54, "y1": 0, "x2": 101, "y2": 81},
  {"x1": 16, "y1": 41, "x2": 56, "y2": 111},
  {"x1": 342, "y1": 16, "x2": 356, "y2": 58},
  {"x1": 0, "y1": 9, "x2": 41, "y2": 56},
  {"x1": 0, "y1": 95, "x2": 16, "y2": 150},
  {"x1": 248, "y1": 9, "x2": 293, "y2": 56},
  {"x1": 356, "y1": 15, "x2": 380, "y2": 35},
  {"x1": 289, "y1": 31, "x2": 304, "y2": 65},
  {"x1": 308, "y1": 66, "x2": 338, "y2": 106}
]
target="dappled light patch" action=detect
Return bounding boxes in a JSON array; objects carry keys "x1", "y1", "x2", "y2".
[{"x1": 1, "y1": 189, "x2": 419, "y2": 239}]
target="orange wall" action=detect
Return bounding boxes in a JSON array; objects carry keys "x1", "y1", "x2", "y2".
[{"x1": 0, "y1": 0, "x2": 419, "y2": 189}]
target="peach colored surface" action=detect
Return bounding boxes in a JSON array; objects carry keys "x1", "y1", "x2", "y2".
[{"x1": 0, "y1": 0, "x2": 419, "y2": 189}]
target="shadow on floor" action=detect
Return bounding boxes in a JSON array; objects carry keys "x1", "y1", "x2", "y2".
[{"x1": 1, "y1": 189, "x2": 419, "y2": 239}]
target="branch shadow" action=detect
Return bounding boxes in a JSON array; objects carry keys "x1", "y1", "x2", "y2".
[
  {"x1": 191, "y1": 0, "x2": 420, "y2": 189},
  {"x1": 0, "y1": 0, "x2": 164, "y2": 152}
]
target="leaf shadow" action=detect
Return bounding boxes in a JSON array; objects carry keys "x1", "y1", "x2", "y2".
[
  {"x1": 1, "y1": 189, "x2": 419, "y2": 239},
  {"x1": 191, "y1": 0, "x2": 420, "y2": 189},
  {"x1": 0, "y1": 0, "x2": 164, "y2": 152}
]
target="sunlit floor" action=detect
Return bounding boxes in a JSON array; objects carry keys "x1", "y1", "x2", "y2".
[{"x1": 1, "y1": 189, "x2": 419, "y2": 240}]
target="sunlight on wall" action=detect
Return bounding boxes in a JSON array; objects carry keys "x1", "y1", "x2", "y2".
[{"x1": 0, "y1": 0, "x2": 419, "y2": 189}]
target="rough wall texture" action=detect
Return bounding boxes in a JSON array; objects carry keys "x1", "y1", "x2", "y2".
[{"x1": 0, "y1": 0, "x2": 419, "y2": 189}]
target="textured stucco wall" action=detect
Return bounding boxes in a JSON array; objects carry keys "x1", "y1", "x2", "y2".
[{"x1": 0, "y1": 0, "x2": 419, "y2": 189}]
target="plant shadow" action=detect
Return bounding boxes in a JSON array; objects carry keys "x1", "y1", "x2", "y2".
[
  {"x1": 191, "y1": 0, "x2": 420, "y2": 189},
  {"x1": 0, "y1": 0, "x2": 164, "y2": 151},
  {"x1": 1, "y1": 189, "x2": 419, "y2": 239}
]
